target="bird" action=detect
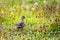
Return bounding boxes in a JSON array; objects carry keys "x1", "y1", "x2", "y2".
[{"x1": 16, "y1": 16, "x2": 25, "y2": 29}]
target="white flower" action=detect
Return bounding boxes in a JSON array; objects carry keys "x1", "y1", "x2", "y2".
[
  {"x1": 34, "y1": 2, "x2": 38, "y2": 5},
  {"x1": 26, "y1": 5, "x2": 29, "y2": 9},
  {"x1": 29, "y1": 30, "x2": 32, "y2": 34},
  {"x1": 11, "y1": 7, "x2": 15, "y2": 11},
  {"x1": 1, "y1": 11, "x2": 5, "y2": 14},
  {"x1": 10, "y1": 11, "x2": 13, "y2": 14},
  {"x1": 31, "y1": 7, "x2": 35, "y2": 10},
  {"x1": 43, "y1": 0, "x2": 46, "y2": 3}
]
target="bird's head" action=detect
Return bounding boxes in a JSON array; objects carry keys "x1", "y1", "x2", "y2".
[{"x1": 21, "y1": 16, "x2": 25, "y2": 19}]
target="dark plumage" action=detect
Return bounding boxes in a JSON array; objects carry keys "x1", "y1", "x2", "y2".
[{"x1": 16, "y1": 16, "x2": 25, "y2": 28}]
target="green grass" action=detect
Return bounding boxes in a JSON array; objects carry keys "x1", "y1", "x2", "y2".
[{"x1": 0, "y1": 0, "x2": 60, "y2": 40}]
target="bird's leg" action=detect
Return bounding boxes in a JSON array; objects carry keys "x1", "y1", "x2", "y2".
[
  {"x1": 20, "y1": 28, "x2": 23, "y2": 31},
  {"x1": 16, "y1": 28, "x2": 20, "y2": 31}
]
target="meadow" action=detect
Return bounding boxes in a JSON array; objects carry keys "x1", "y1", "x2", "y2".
[{"x1": 0, "y1": 0, "x2": 60, "y2": 40}]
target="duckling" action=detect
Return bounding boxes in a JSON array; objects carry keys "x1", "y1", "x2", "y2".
[{"x1": 16, "y1": 16, "x2": 25, "y2": 29}]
